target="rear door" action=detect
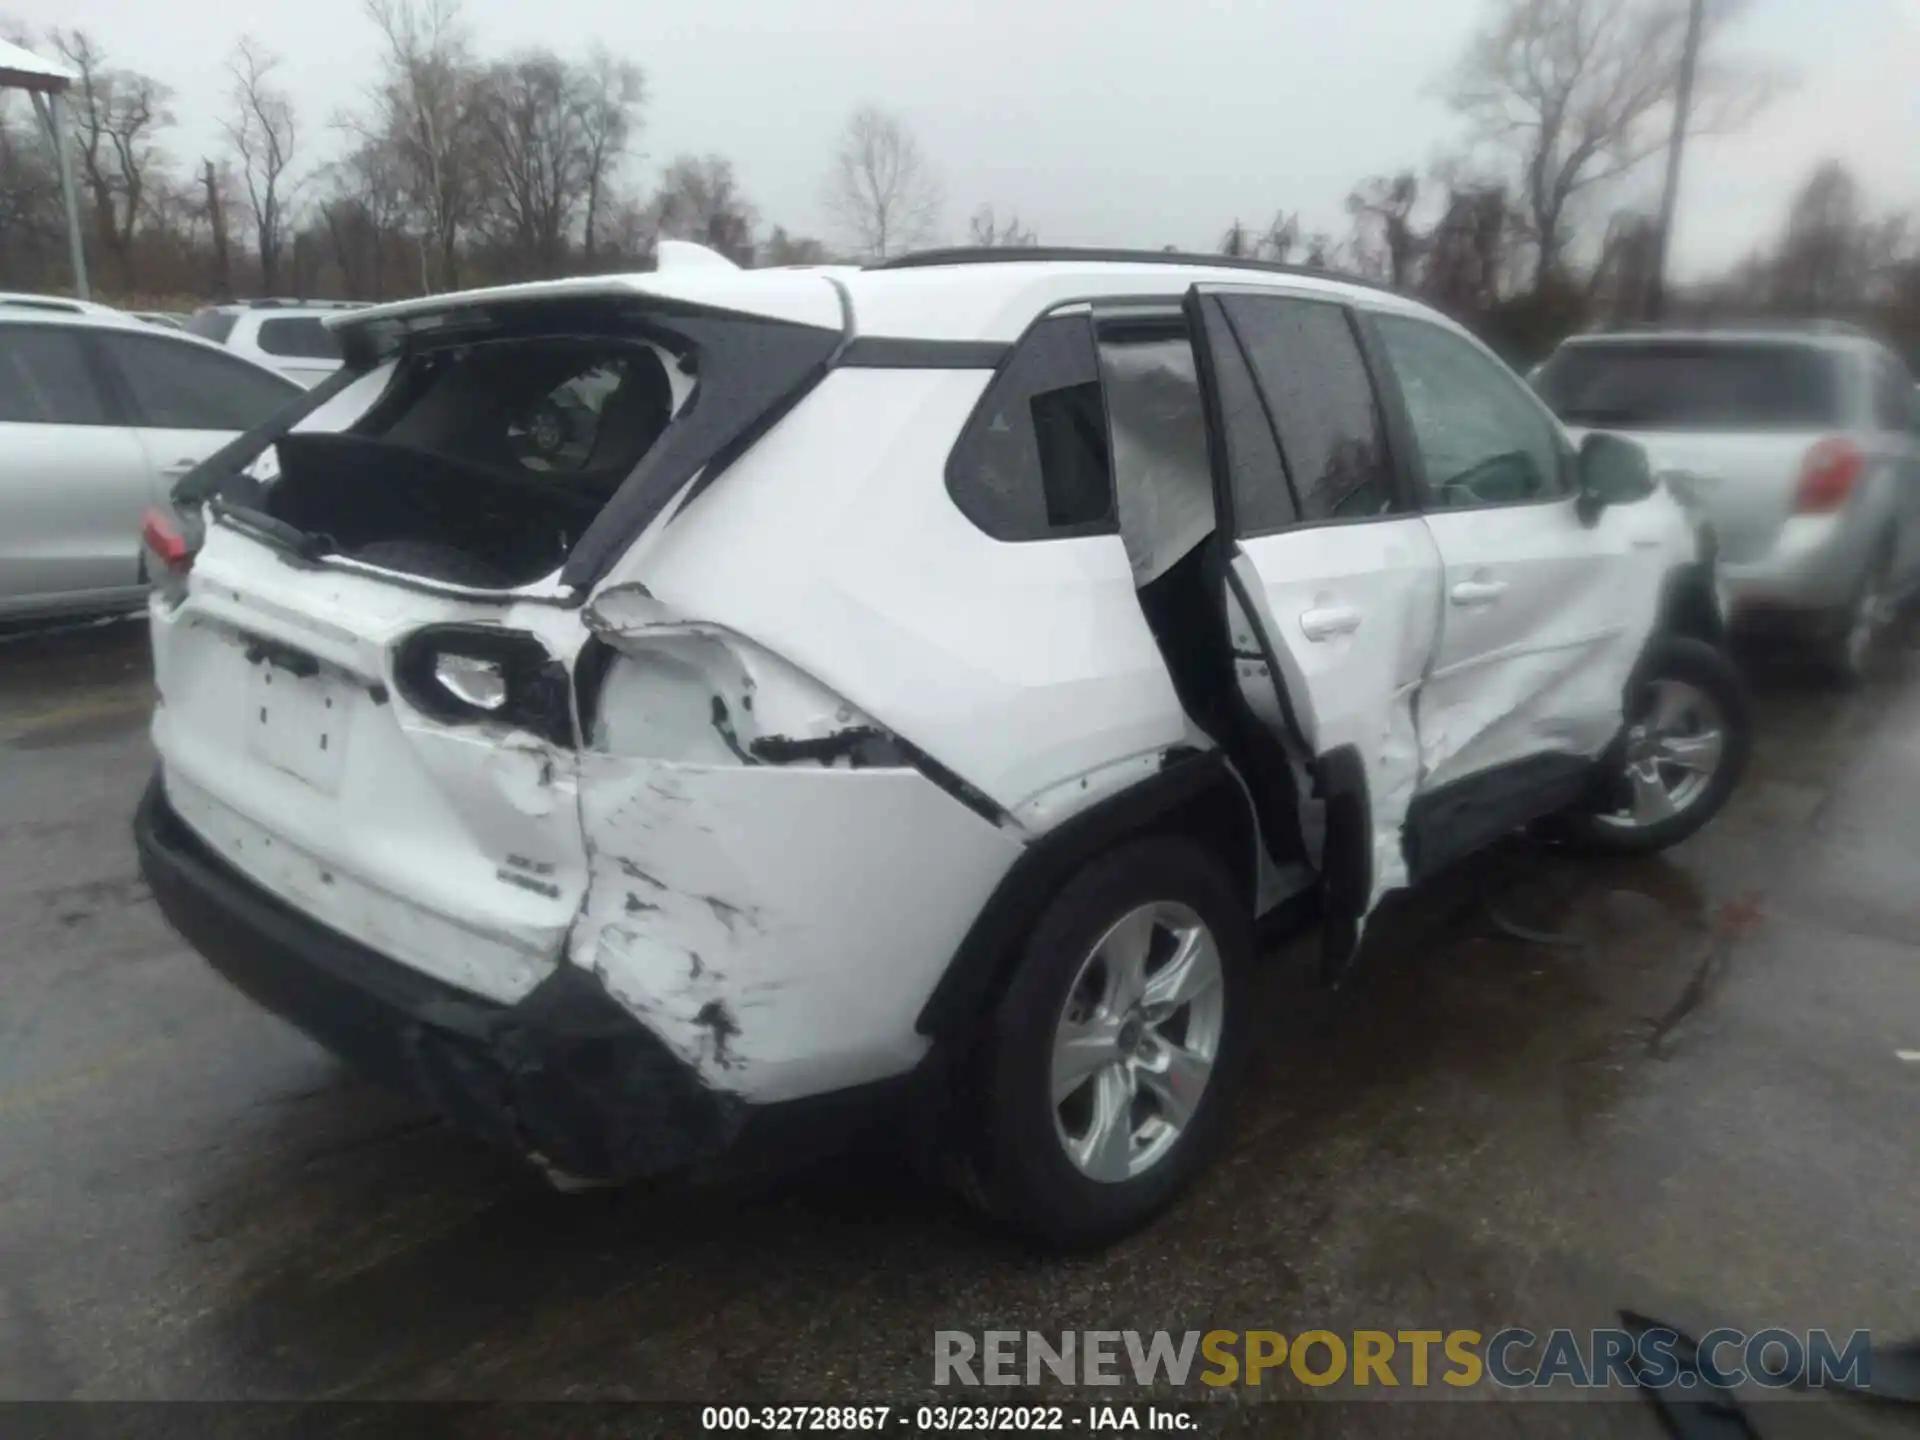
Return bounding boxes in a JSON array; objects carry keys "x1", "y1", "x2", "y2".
[
  {"x1": 1363, "y1": 310, "x2": 1654, "y2": 856},
  {"x1": 0, "y1": 321, "x2": 155, "y2": 613},
  {"x1": 88, "y1": 328, "x2": 304, "y2": 492},
  {"x1": 1180, "y1": 286, "x2": 1444, "y2": 954}
]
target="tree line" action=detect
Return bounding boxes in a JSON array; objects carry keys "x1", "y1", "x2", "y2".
[{"x1": 0, "y1": 0, "x2": 1914, "y2": 365}]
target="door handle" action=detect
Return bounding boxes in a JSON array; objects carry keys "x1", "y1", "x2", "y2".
[
  {"x1": 1299, "y1": 604, "x2": 1362, "y2": 642},
  {"x1": 1450, "y1": 578, "x2": 1509, "y2": 606}
]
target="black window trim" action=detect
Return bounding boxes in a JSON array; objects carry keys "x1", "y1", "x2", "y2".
[
  {"x1": 1187, "y1": 286, "x2": 1420, "y2": 540},
  {"x1": 0, "y1": 320, "x2": 129, "y2": 427},
  {"x1": 1354, "y1": 306, "x2": 1580, "y2": 517},
  {"x1": 942, "y1": 307, "x2": 1120, "y2": 544}
]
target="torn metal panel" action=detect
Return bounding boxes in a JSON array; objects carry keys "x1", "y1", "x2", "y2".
[
  {"x1": 592, "y1": 368, "x2": 1198, "y2": 815},
  {"x1": 570, "y1": 754, "x2": 1024, "y2": 1102}
]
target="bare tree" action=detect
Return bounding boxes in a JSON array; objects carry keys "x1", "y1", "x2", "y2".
[
  {"x1": 52, "y1": 29, "x2": 175, "y2": 290},
  {"x1": 363, "y1": 0, "x2": 483, "y2": 291},
  {"x1": 1446, "y1": 0, "x2": 1770, "y2": 291},
  {"x1": 578, "y1": 45, "x2": 644, "y2": 266},
  {"x1": 472, "y1": 51, "x2": 586, "y2": 277},
  {"x1": 319, "y1": 134, "x2": 411, "y2": 298},
  {"x1": 653, "y1": 153, "x2": 756, "y2": 265},
  {"x1": 225, "y1": 38, "x2": 301, "y2": 293},
  {"x1": 760, "y1": 226, "x2": 832, "y2": 266},
  {"x1": 1345, "y1": 173, "x2": 1422, "y2": 288},
  {"x1": 968, "y1": 205, "x2": 1035, "y2": 248},
  {"x1": 824, "y1": 105, "x2": 938, "y2": 259},
  {"x1": 1219, "y1": 211, "x2": 1299, "y2": 262},
  {"x1": 199, "y1": 158, "x2": 235, "y2": 299}
]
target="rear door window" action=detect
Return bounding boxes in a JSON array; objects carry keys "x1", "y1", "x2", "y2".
[
  {"x1": 1213, "y1": 294, "x2": 1396, "y2": 526},
  {"x1": 0, "y1": 325, "x2": 110, "y2": 425},
  {"x1": 946, "y1": 315, "x2": 1114, "y2": 539},
  {"x1": 98, "y1": 333, "x2": 300, "y2": 431},
  {"x1": 1535, "y1": 341, "x2": 1843, "y2": 430},
  {"x1": 256, "y1": 316, "x2": 342, "y2": 361}
]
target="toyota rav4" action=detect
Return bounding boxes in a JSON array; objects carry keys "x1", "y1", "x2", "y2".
[{"x1": 135, "y1": 245, "x2": 1751, "y2": 1249}]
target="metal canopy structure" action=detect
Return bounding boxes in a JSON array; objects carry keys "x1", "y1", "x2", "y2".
[{"x1": 0, "y1": 37, "x2": 89, "y2": 301}]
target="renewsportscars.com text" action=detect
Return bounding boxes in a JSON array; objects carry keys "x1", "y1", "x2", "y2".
[{"x1": 934, "y1": 1327, "x2": 1873, "y2": 1391}]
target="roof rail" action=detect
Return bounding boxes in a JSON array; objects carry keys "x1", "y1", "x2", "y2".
[
  {"x1": 867, "y1": 246, "x2": 1394, "y2": 293},
  {"x1": 233, "y1": 297, "x2": 370, "y2": 310},
  {"x1": 0, "y1": 291, "x2": 108, "y2": 314}
]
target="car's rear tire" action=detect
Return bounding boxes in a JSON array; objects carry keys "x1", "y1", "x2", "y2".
[
  {"x1": 1553, "y1": 637, "x2": 1751, "y2": 856},
  {"x1": 956, "y1": 837, "x2": 1252, "y2": 1251}
]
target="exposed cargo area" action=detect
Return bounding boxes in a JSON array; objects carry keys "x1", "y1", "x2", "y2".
[{"x1": 253, "y1": 335, "x2": 682, "y2": 587}]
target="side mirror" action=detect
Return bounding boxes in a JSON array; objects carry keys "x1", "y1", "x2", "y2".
[{"x1": 1576, "y1": 431, "x2": 1655, "y2": 524}]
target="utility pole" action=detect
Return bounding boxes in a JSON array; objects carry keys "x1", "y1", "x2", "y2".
[{"x1": 1647, "y1": 0, "x2": 1706, "y2": 321}]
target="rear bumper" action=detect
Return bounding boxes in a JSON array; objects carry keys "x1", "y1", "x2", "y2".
[
  {"x1": 136, "y1": 772, "x2": 759, "y2": 1179},
  {"x1": 1719, "y1": 513, "x2": 1872, "y2": 623}
]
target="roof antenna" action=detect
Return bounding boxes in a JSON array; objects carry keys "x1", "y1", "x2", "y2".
[{"x1": 654, "y1": 241, "x2": 741, "y2": 274}]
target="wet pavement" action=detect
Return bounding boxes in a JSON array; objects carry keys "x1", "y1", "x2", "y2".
[{"x1": 1, "y1": 618, "x2": 1916, "y2": 1433}]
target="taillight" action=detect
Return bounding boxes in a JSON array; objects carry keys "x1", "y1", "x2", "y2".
[
  {"x1": 142, "y1": 506, "x2": 196, "y2": 606},
  {"x1": 141, "y1": 507, "x2": 191, "y2": 570},
  {"x1": 1794, "y1": 439, "x2": 1864, "y2": 514}
]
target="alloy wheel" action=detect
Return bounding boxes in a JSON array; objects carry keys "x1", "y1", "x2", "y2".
[
  {"x1": 1594, "y1": 678, "x2": 1726, "y2": 831},
  {"x1": 1049, "y1": 902, "x2": 1225, "y2": 1184}
]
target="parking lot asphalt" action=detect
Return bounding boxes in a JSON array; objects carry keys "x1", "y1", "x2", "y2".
[{"x1": 0, "y1": 617, "x2": 1915, "y2": 1434}]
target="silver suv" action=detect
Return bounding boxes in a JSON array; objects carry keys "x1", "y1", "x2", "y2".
[
  {"x1": 185, "y1": 300, "x2": 368, "y2": 389},
  {"x1": 1535, "y1": 323, "x2": 1920, "y2": 682}
]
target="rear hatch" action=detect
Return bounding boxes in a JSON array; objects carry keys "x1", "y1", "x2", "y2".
[
  {"x1": 1537, "y1": 336, "x2": 1853, "y2": 563},
  {"x1": 148, "y1": 274, "x2": 847, "y2": 1003}
]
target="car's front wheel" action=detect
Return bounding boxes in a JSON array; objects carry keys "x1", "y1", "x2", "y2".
[
  {"x1": 1554, "y1": 637, "x2": 1752, "y2": 855},
  {"x1": 960, "y1": 837, "x2": 1252, "y2": 1251}
]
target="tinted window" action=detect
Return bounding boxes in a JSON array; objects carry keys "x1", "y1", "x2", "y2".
[
  {"x1": 104, "y1": 334, "x2": 299, "y2": 431},
  {"x1": 1096, "y1": 320, "x2": 1214, "y2": 584},
  {"x1": 1218, "y1": 295, "x2": 1394, "y2": 524},
  {"x1": 1201, "y1": 302, "x2": 1295, "y2": 533},
  {"x1": 257, "y1": 316, "x2": 341, "y2": 361},
  {"x1": 947, "y1": 315, "x2": 1112, "y2": 540},
  {"x1": 0, "y1": 325, "x2": 108, "y2": 424},
  {"x1": 1375, "y1": 315, "x2": 1565, "y2": 509},
  {"x1": 1534, "y1": 341, "x2": 1842, "y2": 430},
  {"x1": 186, "y1": 310, "x2": 238, "y2": 344}
]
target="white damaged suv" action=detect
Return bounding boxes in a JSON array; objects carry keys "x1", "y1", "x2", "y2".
[{"x1": 136, "y1": 246, "x2": 1750, "y2": 1248}]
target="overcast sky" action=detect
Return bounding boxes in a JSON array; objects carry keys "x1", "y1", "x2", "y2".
[{"x1": 5, "y1": 0, "x2": 1917, "y2": 279}]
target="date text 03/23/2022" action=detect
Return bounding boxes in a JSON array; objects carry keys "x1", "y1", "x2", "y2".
[{"x1": 701, "y1": 1404, "x2": 1198, "y2": 1432}]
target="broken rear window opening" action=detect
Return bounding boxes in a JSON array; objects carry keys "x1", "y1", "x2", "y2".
[{"x1": 187, "y1": 299, "x2": 847, "y2": 592}]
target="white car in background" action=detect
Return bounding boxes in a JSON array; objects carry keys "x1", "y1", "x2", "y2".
[
  {"x1": 185, "y1": 299, "x2": 369, "y2": 388},
  {"x1": 0, "y1": 307, "x2": 301, "y2": 622}
]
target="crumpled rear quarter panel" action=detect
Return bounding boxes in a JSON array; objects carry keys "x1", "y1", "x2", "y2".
[{"x1": 569, "y1": 755, "x2": 1026, "y2": 1103}]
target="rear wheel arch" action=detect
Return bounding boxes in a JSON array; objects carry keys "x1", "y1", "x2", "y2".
[
  {"x1": 1658, "y1": 560, "x2": 1726, "y2": 648},
  {"x1": 915, "y1": 751, "x2": 1260, "y2": 1045}
]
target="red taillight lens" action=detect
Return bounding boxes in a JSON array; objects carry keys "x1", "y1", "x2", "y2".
[
  {"x1": 1794, "y1": 438, "x2": 1864, "y2": 514},
  {"x1": 141, "y1": 507, "x2": 192, "y2": 571}
]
